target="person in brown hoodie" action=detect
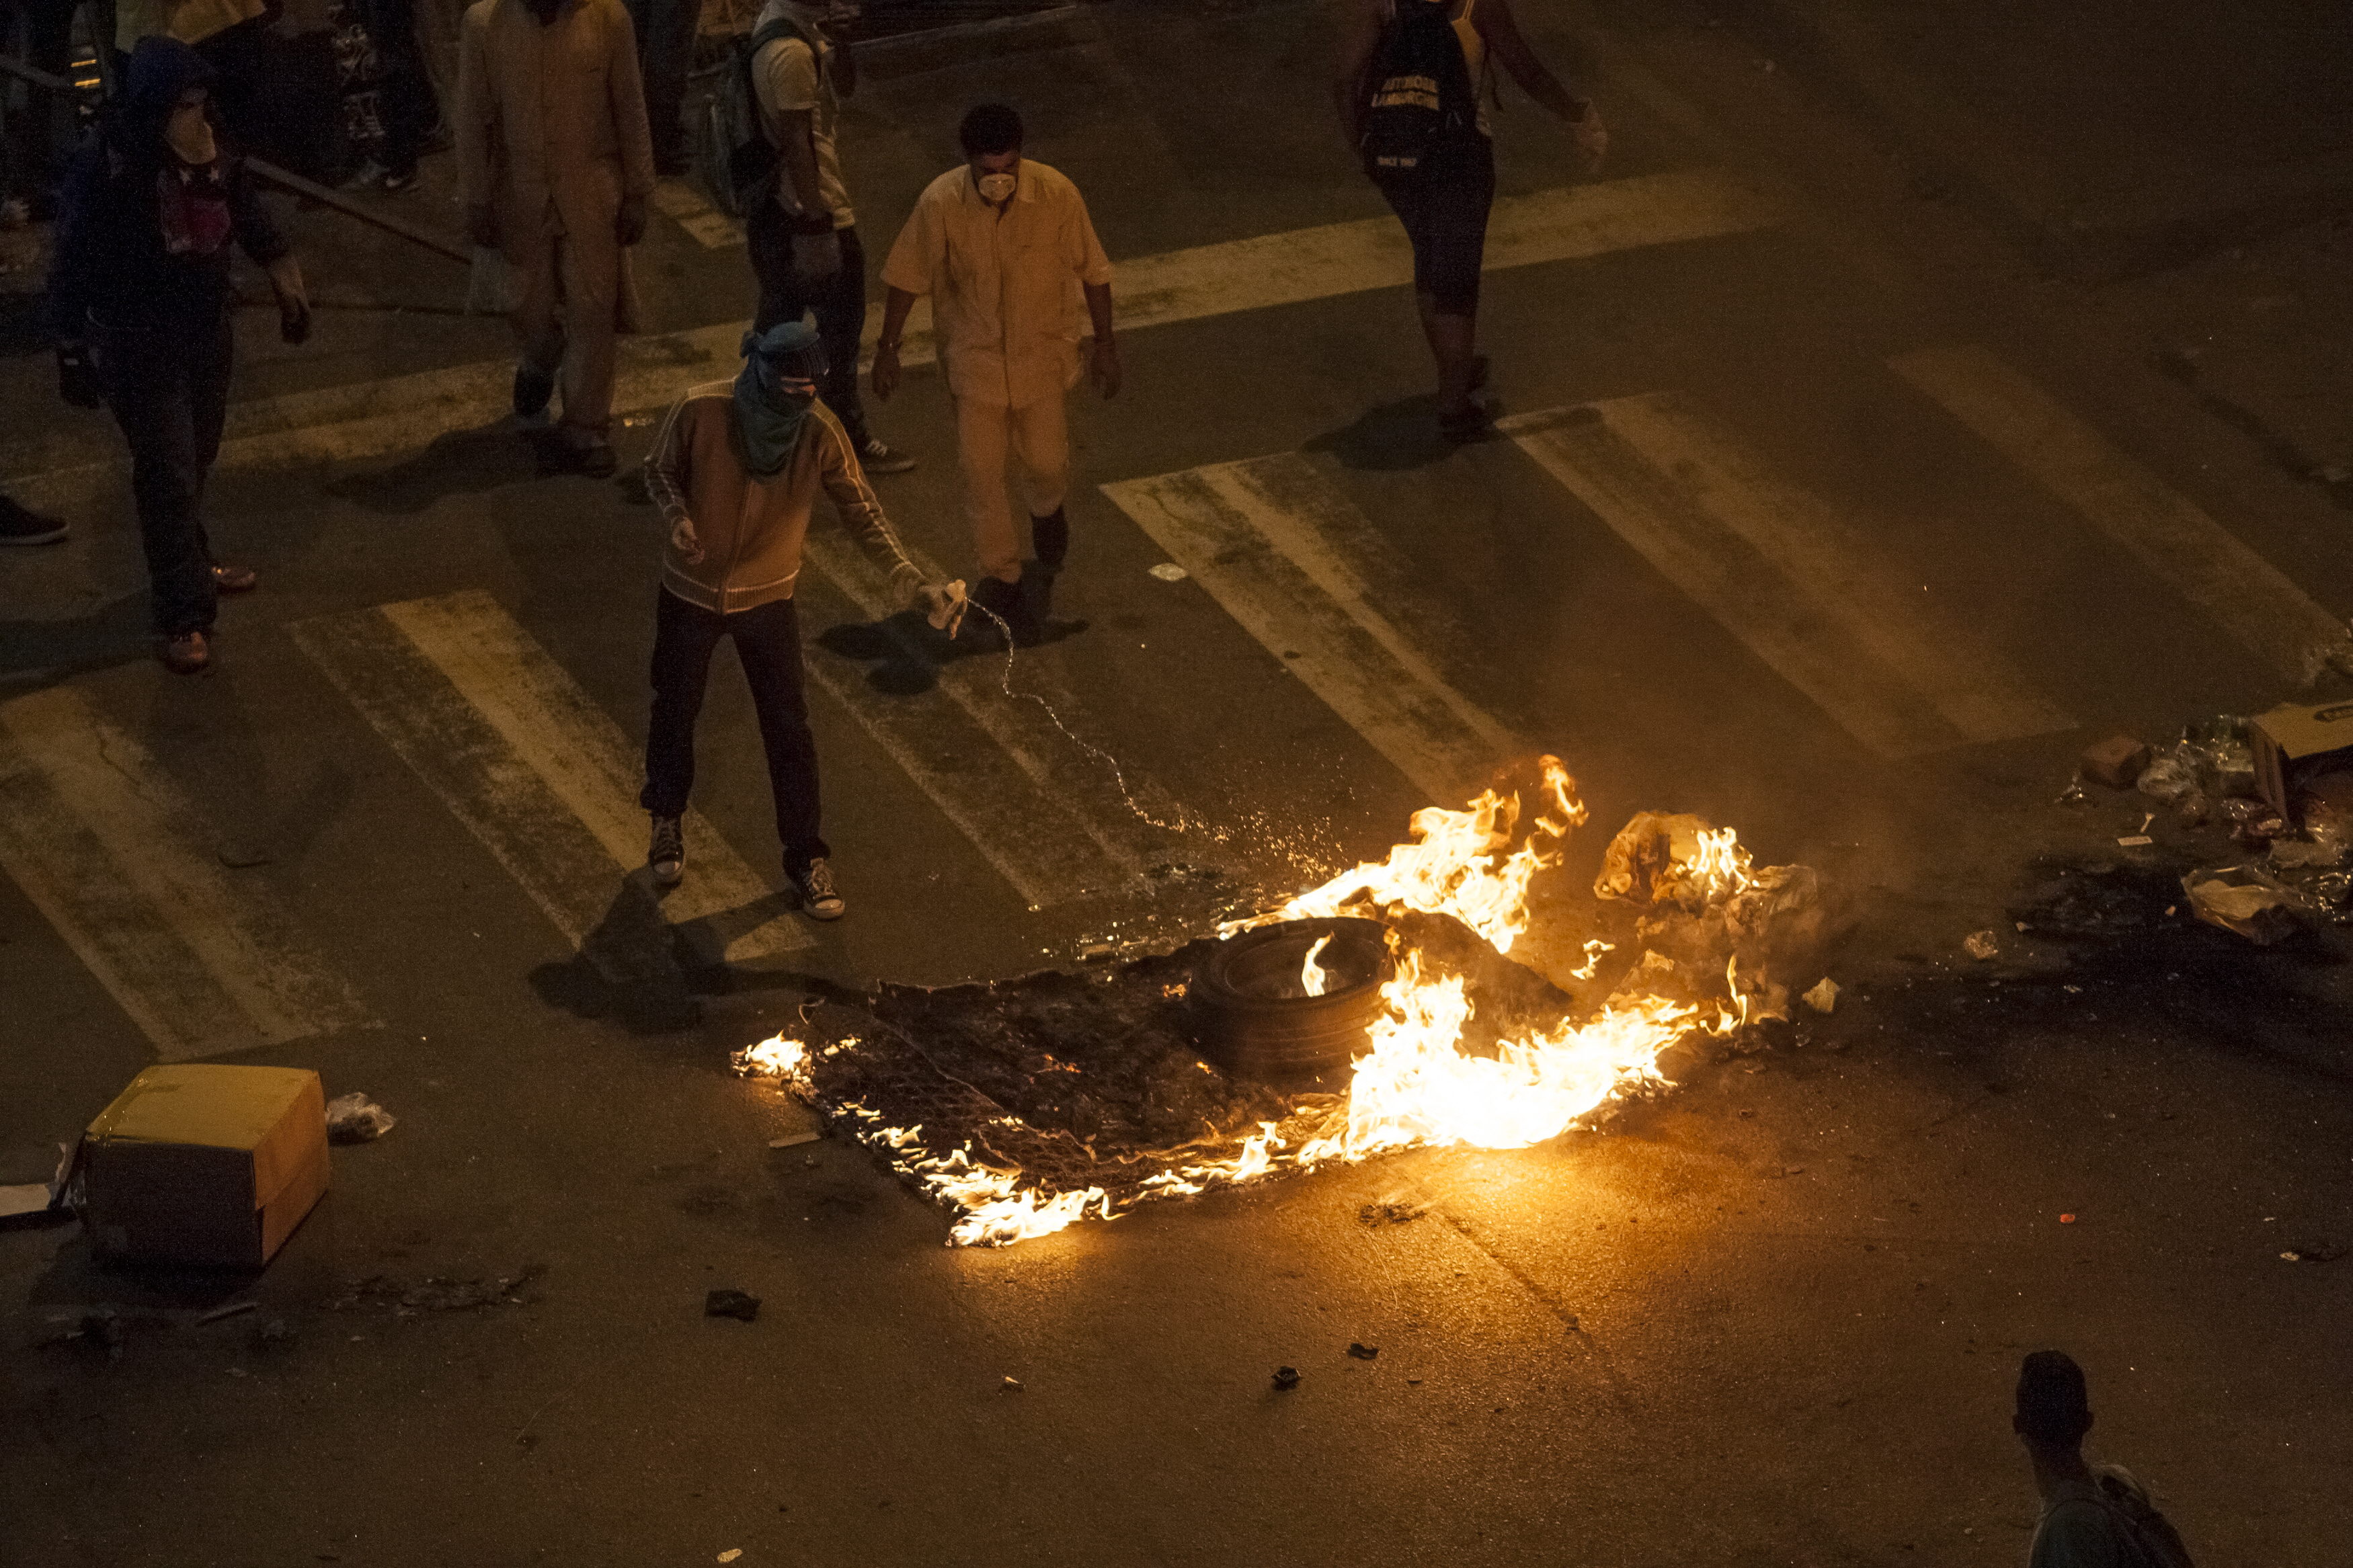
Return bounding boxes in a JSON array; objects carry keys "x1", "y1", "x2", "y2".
[{"x1": 639, "y1": 320, "x2": 964, "y2": 918}]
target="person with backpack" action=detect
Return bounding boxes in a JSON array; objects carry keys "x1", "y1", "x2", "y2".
[
  {"x1": 2014, "y1": 1351, "x2": 2197, "y2": 1568},
  {"x1": 46, "y1": 33, "x2": 312, "y2": 674},
  {"x1": 1334, "y1": 0, "x2": 1606, "y2": 440},
  {"x1": 738, "y1": 0, "x2": 912, "y2": 475}
]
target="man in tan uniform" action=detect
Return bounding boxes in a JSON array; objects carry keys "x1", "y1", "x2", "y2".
[
  {"x1": 873, "y1": 103, "x2": 1117, "y2": 644},
  {"x1": 456, "y1": 0, "x2": 655, "y2": 476}
]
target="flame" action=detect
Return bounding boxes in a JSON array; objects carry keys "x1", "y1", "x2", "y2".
[
  {"x1": 1270, "y1": 757, "x2": 1586, "y2": 954},
  {"x1": 1300, "y1": 934, "x2": 1334, "y2": 997},
  {"x1": 740, "y1": 757, "x2": 1760, "y2": 1246}
]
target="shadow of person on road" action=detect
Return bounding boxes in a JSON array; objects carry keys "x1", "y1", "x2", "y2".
[
  {"x1": 321, "y1": 420, "x2": 548, "y2": 516},
  {"x1": 0, "y1": 593, "x2": 154, "y2": 686},
  {"x1": 526, "y1": 871, "x2": 703, "y2": 1034},
  {"x1": 812, "y1": 595, "x2": 1088, "y2": 696},
  {"x1": 1306, "y1": 392, "x2": 1506, "y2": 472}
]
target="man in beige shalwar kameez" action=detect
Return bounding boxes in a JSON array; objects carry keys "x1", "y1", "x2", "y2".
[{"x1": 456, "y1": 0, "x2": 655, "y2": 475}]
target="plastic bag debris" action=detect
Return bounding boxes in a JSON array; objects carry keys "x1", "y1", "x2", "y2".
[
  {"x1": 325, "y1": 1093, "x2": 396, "y2": 1144},
  {"x1": 2135, "y1": 748, "x2": 2202, "y2": 807},
  {"x1": 718, "y1": 1551, "x2": 744, "y2": 1564},
  {"x1": 705, "y1": 1289, "x2": 762, "y2": 1322},
  {"x1": 1346, "y1": 1342, "x2": 1379, "y2": 1360},
  {"x1": 2181, "y1": 865, "x2": 2302, "y2": 944},
  {"x1": 1801, "y1": 977, "x2": 1839, "y2": 1014},
  {"x1": 1963, "y1": 930, "x2": 1999, "y2": 960},
  {"x1": 1148, "y1": 563, "x2": 1189, "y2": 582}
]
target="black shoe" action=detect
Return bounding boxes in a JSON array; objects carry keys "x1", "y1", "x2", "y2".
[
  {"x1": 856, "y1": 436, "x2": 916, "y2": 474},
  {"x1": 513, "y1": 366, "x2": 555, "y2": 423},
  {"x1": 383, "y1": 166, "x2": 419, "y2": 194},
  {"x1": 1437, "y1": 401, "x2": 1497, "y2": 443},
  {"x1": 969, "y1": 575, "x2": 1039, "y2": 647},
  {"x1": 648, "y1": 815, "x2": 684, "y2": 886},
  {"x1": 571, "y1": 438, "x2": 619, "y2": 478},
  {"x1": 1030, "y1": 505, "x2": 1068, "y2": 571},
  {"x1": 791, "y1": 857, "x2": 844, "y2": 920},
  {"x1": 0, "y1": 495, "x2": 67, "y2": 546}
]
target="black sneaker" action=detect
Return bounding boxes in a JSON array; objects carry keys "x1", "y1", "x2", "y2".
[
  {"x1": 383, "y1": 167, "x2": 419, "y2": 194},
  {"x1": 856, "y1": 437, "x2": 916, "y2": 475},
  {"x1": 0, "y1": 495, "x2": 67, "y2": 546},
  {"x1": 514, "y1": 366, "x2": 555, "y2": 423},
  {"x1": 648, "y1": 815, "x2": 684, "y2": 886},
  {"x1": 791, "y1": 858, "x2": 845, "y2": 920}
]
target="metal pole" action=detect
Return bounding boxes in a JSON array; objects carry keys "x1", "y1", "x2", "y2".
[{"x1": 0, "y1": 51, "x2": 469, "y2": 265}]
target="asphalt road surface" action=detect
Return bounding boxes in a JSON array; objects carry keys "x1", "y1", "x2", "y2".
[{"x1": 4, "y1": 1, "x2": 2349, "y2": 1563}]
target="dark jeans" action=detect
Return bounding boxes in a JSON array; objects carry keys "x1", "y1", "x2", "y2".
[
  {"x1": 1371, "y1": 136, "x2": 1496, "y2": 315},
  {"x1": 641, "y1": 588, "x2": 830, "y2": 874},
  {"x1": 95, "y1": 317, "x2": 233, "y2": 636},
  {"x1": 357, "y1": 0, "x2": 438, "y2": 176},
  {"x1": 623, "y1": 0, "x2": 704, "y2": 167},
  {"x1": 747, "y1": 206, "x2": 869, "y2": 448}
]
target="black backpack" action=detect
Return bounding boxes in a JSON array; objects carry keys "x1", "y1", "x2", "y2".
[
  {"x1": 707, "y1": 11, "x2": 816, "y2": 218},
  {"x1": 1357, "y1": 0, "x2": 1480, "y2": 177}
]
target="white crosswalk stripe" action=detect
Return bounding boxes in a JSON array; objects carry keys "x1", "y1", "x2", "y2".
[
  {"x1": 1890, "y1": 344, "x2": 2353, "y2": 684},
  {"x1": 0, "y1": 686, "x2": 376, "y2": 1060},
  {"x1": 1103, "y1": 453, "x2": 1518, "y2": 803},
  {"x1": 292, "y1": 590, "x2": 813, "y2": 975},
  {"x1": 801, "y1": 534, "x2": 1170, "y2": 907},
  {"x1": 1505, "y1": 395, "x2": 2073, "y2": 757}
]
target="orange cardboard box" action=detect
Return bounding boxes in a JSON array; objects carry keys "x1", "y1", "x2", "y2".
[
  {"x1": 2249, "y1": 700, "x2": 2353, "y2": 823},
  {"x1": 80, "y1": 1066, "x2": 329, "y2": 1268}
]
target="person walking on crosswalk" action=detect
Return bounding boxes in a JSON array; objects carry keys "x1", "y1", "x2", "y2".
[
  {"x1": 456, "y1": 0, "x2": 656, "y2": 477},
  {"x1": 872, "y1": 103, "x2": 1118, "y2": 645},
  {"x1": 639, "y1": 321, "x2": 967, "y2": 919},
  {"x1": 46, "y1": 34, "x2": 312, "y2": 675},
  {"x1": 1337, "y1": 0, "x2": 1605, "y2": 440}
]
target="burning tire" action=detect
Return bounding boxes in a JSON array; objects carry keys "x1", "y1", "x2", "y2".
[{"x1": 1191, "y1": 917, "x2": 1392, "y2": 1089}]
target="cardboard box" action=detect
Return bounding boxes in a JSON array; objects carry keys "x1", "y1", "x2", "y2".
[
  {"x1": 2249, "y1": 701, "x2": 2353, "y2": 823},
  {"x1": 81, "y1": 1066, "x2": 328, "y2": 1268}
]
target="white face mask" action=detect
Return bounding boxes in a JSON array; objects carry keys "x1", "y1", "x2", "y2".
[
  {"x1": 975, "y1": 171, "x2": 1016, "y2": 204},
  {"x1": 166, "y1": 101, "x2": 217, "y2": 166}
]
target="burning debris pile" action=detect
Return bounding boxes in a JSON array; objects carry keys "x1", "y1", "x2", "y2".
[{"x1": 737, "y1": 758, "x2": 1827, "y2": 1246}]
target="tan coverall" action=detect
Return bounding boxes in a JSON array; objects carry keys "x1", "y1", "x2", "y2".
[{"x1": 455, "y1": 0, "x2": 655, "y2": 441}]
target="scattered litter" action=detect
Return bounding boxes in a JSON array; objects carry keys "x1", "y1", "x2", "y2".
[
  {"x1": 1147, "y1": 563, "x2": 1189, "y2": 583},
  {"x1": 1801, "y1": 977, "x2": 1839, "y2": 1014},
  {"x1": 1408, "y1": 1377, "x2": 1425, "y2": 1385},
  {"x1": 196, "y1": 1301, "x2": 259, "y2": 1326},
  {"x1": 768, "y1": 1131, "x2": 822, "y2": 1149},
  {"x1": 2054, "y1": 780, "x2": 2089, "y2": 807},
  {"x1": 705, "y1": 1289, "x2": 762, "y2": 1323},
  {"x1": 1563, "y1": 1314, "x2": 1581, "y2": 1333},
  {"x1": 2116, "y1": 835, "x2": 2153, "y2": 848},
  {"x1": 2282, "y1": 1240, "x2": 2344, "y2": 1263},
  {"x1": 2135, "y1": 748, "x2": 2203, "y2": 807},
  {"x1": 1962, "y1": 930, "x2": 1999, "y2": 960},
  {"x1": 1346, "y1": 1342, "x2": 1379, "y2": 1360},
  {"x1": 718, "y1": 1551, "x2": 744, "y2": 1564},
  {"x1": 1272, "y1": 1366, "x2": 1301, "y2": 1391},
  {"x1": 2181, "y1": 865, "x2": 2303, "y2": 944},
  {"x1": 325, "y1": 1092, "x2": 396, "y2": 1144},
  {"x1": 1357, "y1": 1197, "x2": 1429, "y2": 1227},
  {"x1": 2060, "y1": 1214, "x2": 2077, "y2": 1225},
  {"x1": 1000, "y1": 1376, "x2": 1023, "y2": 1393},
  {"x1": 2079, "y1": 735, "x2": 2150, "y2": 788},
  {"x1": 329, "y1": 1267, "x2": 545, "y2": 1313},
  {"x1": 2271, "y1": 835, "x2": 2346, "y2": 870}
]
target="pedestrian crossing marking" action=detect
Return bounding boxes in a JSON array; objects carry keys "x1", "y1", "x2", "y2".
[
  {"x1": 292, "y1": 592, "x2": 811, "y2": 974},
  {"x1": 800, "y1": 535, "x2": 1156, "y2": 907},
  {"x1": 872, "y1": 167, "x2": 1784, "y2": 372},
  {"x1": 1102, "y1": 454, "x2": 1518, "y2": 803},
  {"x1": 1890, "y1": 344, "x2": 2353, "y2": 685},
  {"x1": 1503, "y1": 405, "x2": 1968, "y2": 758},
  {"x1": 1564, "y1": 393, "x2": 2072, "y2": 747},
  {"x1": 0, "y1": 687, "x2": 375, "y2": 1061}
]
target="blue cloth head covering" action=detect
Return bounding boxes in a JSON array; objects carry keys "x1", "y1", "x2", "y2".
[
  {"x1": 116, "y1": 36, "x2": 216, "y2": 164},
  {"x1": 735, "y1": 321, "x2": 828, "y2": 478}
]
